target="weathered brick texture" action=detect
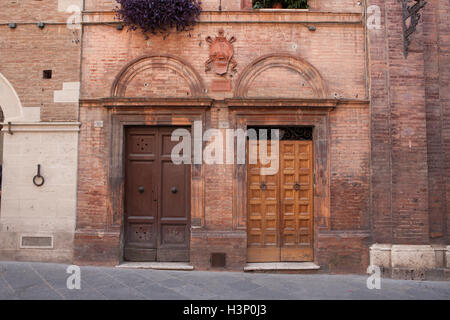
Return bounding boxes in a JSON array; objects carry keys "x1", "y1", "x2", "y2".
[
  {"x1": 2, "y1": 0, "x2": 448, "y2": 272},
  {"x1": 366, "y1": 0, "x2": 448, "y2": 245},
  {"x1": 330, "y1": 105, "x2": 370, "y2": 231},
  {"x1": 0, "y1": 1, "x2": 81, "y2": 121},
  {"x1": 423, "y1": 0, "x2": 447, "y2": 243},
  {"x1": 75, "y1": 2, "x2": 372, "y2": 272}
]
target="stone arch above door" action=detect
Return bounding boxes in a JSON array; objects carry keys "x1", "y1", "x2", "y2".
[
  {"x1": 111, "y1": 55, "x2": 206, "y2": 98},
  {"x1": 0, "y1": 72, "x2": 23, "y2": 122},
  {"x1": 234, "y1": 54, "x2": 329, "y2": 99}
]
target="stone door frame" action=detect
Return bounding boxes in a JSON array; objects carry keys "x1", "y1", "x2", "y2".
[
  {"x1": 105, "y1": 100, "x2": 211, "y2": 263},
  {"x1": 228, "y1": 100, "x2": 336, "y2": 265}
]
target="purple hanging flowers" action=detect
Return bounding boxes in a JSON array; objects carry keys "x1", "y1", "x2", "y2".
[{"x1": 115, "y1": 0, "x2": 202, "y2": 37}]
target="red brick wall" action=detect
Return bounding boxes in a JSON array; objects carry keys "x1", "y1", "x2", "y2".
[
  {"x1": 308, "y1": 0, "x2": 363, "y2": 12},
  {"x1": 2, "y1": 0, "x2": 447, "y2": 273},
  {"x1": 247, "y1": 67, "x2": 317, "y2": 98},
  {"x1": 438, "y1": 1, "x2": 450, "y2": 244},
  {"x1": 85, "y1": 0, "x2": 242, "y2": 11},
  {"x1": 436, "y1": 0, "x2": 450, "y2": 245},
  {"x1": 191, "y1": 232, "x2": 247, "y2": 271},
  {"x1": 423, "y1": 0, "x2": 447, "y2": 243},
  {"x1": 0, "y1": 1, "x2": 80, "y2": 121},
  {"x1": 316, "y1": 233, "x2": 370, "y2": 273},
  {"x1": 74, "y1": 3, "x2": 371, "y2": 272},
  {"x1": 367, "y1": 0, "x2": 449, "y2": 245},
  {"x1": 330, "y1": 105, "x2": 370, "y2": 231},
  {"x1": 80, "y1": 23, "x2": 365, "y2": 100},
  {"x1": 0, "y1": 0, "x2": 77, "y2": 22},
  {"x1": 368, "y1": 0, "x2": 433, "y2": 244},
  {"x1": 387, "y1": 1, "x2": 429, "y2": 244},
  {"x1": 74, "y1": 0, "x2": 449, "y2": 272},
  {"x1": 124, "y1": 68, "x2": 192, "y2": 97},
  {"x1": 367, "y1": 0, "x2": 392, "y2": 243},
  {"x1": 76, "y1": 106, "x2": 109, "y2": 230},
  {"x1": 86, "y1": 0, "x2": 363, "y2": 12}
]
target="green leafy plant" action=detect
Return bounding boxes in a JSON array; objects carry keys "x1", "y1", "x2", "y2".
[{"x1": 253, "y1": 0, "x2": 308, "y2": 9}]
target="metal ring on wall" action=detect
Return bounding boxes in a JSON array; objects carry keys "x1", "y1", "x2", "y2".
[{"x1": 33, "y1": 164, "x2": 45, "y2": 187}]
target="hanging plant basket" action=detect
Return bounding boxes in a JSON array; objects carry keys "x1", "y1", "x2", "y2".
[{"x1": 115, "y1": 0, "x2": 202, "y2": 37}]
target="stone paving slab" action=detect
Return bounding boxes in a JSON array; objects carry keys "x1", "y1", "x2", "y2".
[{"x1": 0, "y1": 261, "x2": 448, "y2": 300}]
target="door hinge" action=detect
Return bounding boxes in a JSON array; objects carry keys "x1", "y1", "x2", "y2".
[{"x1": 313, "y1": 173, "x2": 316, "y2": 187}]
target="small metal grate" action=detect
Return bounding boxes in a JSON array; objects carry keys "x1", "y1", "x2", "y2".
[
  {"x1": 20, "y1": 235, "x2": 53, "y2": 249},
  {"x1": 211, "y1": 253, "x2": 226, "y2": 268}
]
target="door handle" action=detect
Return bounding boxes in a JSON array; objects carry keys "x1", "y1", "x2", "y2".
[
  {"x1": 260, "y1": 182, "x2": 267, "y2": 191},
  {"x1": 171, "y1": 187, "x2": 178, "y2": 194},
  {"x1": 293, "y1": 182, "x2": 301, "y2": 191},
  {"x1": 138, "y1": 186, "x2": 145, "y2": 193}
]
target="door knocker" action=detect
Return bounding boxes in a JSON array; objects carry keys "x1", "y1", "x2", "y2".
[
  {"x1": 293, "y1": 182, "x2": 301, "y2": 191},
  {"x1": 33, "y1": 164, "x2": 45, "y2": 187},
  {"x1": 260, "y1": 181, "x2": 267, "y2": 191}
]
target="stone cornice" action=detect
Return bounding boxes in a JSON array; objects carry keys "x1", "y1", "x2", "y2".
[
  {"x1": 82, "y1": 10, "x2": 363, "y2": 26},
  {"x1": 80, "y1": 98, "x2": 214, "y2": 108},
  {"x1": 0, "y1": 9, "x2": 363, "y2": 26},
  {"x1": 226, "y1": 98, "x2": 369, "y2": 108},
  {"x1": 79, "y1": 98, "x2": 368, "y2": 109},
  {"x1": 1, "y1": 122, "x2": 81, "y2": 133}
]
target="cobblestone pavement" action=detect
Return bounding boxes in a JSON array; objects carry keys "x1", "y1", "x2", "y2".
[{"x1": 0, "y1": 261, "x2": 449, "y2": 300}]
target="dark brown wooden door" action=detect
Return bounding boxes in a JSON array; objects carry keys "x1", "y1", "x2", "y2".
[
  {"x1": 247, "y1": 140, "x2": 314, "y2": 262},
  {"x1": 124, "y1": 127, "x2": 191, "y2": 262}
]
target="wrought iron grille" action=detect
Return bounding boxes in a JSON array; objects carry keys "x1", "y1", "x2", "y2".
[{"x1": 247, "y1": 126, "x2": 313, "y2": 140}]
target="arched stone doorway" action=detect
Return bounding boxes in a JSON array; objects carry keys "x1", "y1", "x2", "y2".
[
  {"x1": 0, "y1": 72, "x2": 23, "y2": 122},
  {"x1": 0, "y1": 71, "x2": 23, "y2": 210}
]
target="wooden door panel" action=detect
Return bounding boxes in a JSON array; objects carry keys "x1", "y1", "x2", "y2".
[
  {"x1": 124, "y1": 128, "x2": 158, "y2": 261},
  {"x1": 126, "y1": 161, "x2": 157, "y2": 218},
  {"x1": 157, "y1": 128, "x2": 190, "y2": 262},
  {"x1": 247, "y1": 141, "x2": 280, "y2": 262},
  {"x1": 158, "y1": 159, "x2": 190, "y2": 262},
  {"x1": 280, "y1": 141, "x2": 313, "y2": 262},
  {"x1": 160, "y1": 161, "x2": 188, "y2": 218},
  {"x1": 124, "y1": 127, "x2": 190, "y2": 262},
  {"x1": 125, "y1": 161, "x2": 157, "y2": 252},
  {"x1": 247, "y1": 136, "x2": 314, "y2": 263},
  {"x1": 129, "y1": 135, "x2": 156, "y2": 155}
]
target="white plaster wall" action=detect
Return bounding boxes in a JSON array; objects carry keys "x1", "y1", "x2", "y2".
[{"x1": 0, "y1": 123, "x2": 79, "y2": 262}]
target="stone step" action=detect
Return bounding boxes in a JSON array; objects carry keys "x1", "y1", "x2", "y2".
[
  {"x1": 244, "y1": 262, "x2": 320, "y2": 272},
  {"x1": 116, "y1": 262, "x2": 194, "y2": 271}
]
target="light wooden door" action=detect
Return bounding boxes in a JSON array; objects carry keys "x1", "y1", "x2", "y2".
[
  {"x1": 279, "y1": 141, "x2": 314, "y2": 261},
  {"x1": 247, "y1": 141, "x2": 280, "y2": 262},
  {"x1": 247, "y1": 140, "x2": 314, "y2": 262}
]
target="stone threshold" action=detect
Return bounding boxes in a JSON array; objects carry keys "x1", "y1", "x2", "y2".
[
  {"x1": 116, "y1": 262, "x2": 194, "y2": 271},
  {"x1": 244, "y1": 262, "x2": 320, "y2": 272}
]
